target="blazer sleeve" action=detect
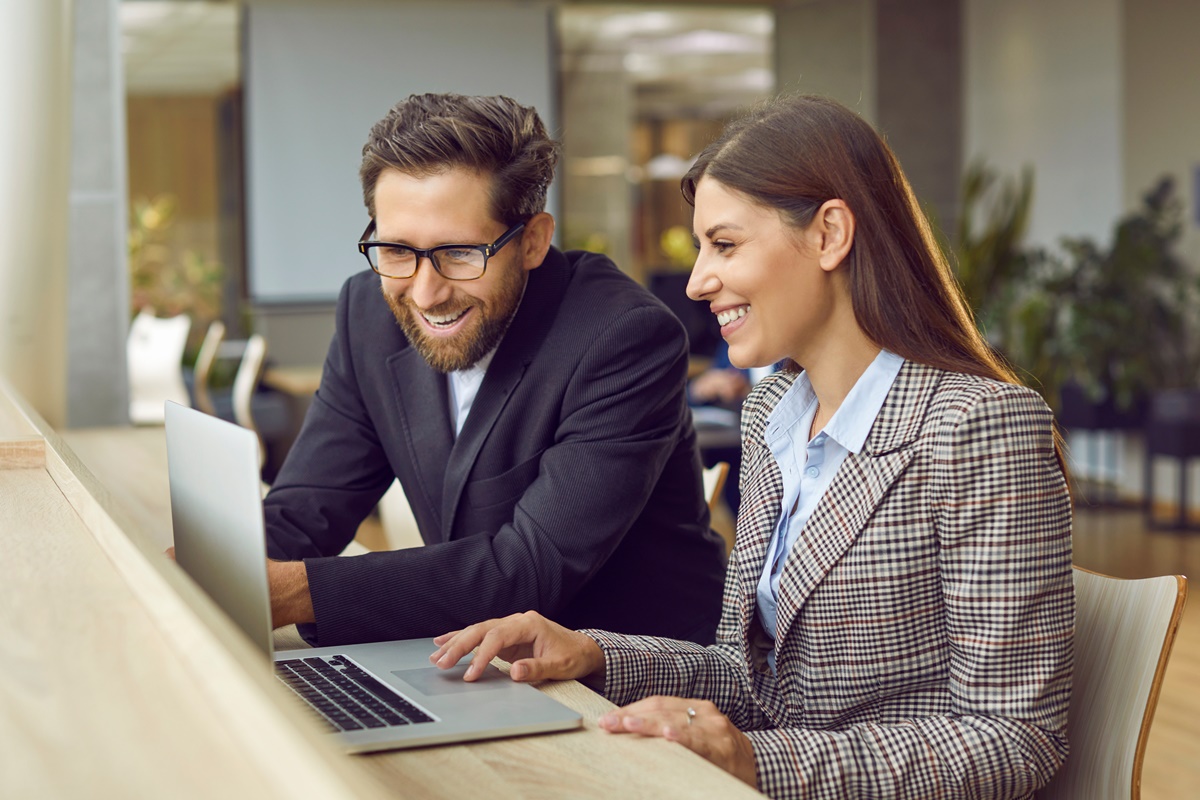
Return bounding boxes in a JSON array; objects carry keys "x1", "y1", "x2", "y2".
[
  {"x1": 581, "y1": 540, "x2": 773, "y2": 731},
  {"x1": 262, "y1": 277, "x2": 396, "y2": 561},
  {"x1": 297, "y1": 303, "x2": 702, "y2": 645},
  {"x1": 588, "y1": 383, "x2": 1074, "y2": 800}
]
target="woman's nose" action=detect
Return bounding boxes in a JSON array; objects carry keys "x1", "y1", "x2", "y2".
[{"x1": 686, "y1": 254, "x2": 718, "y2": 301}]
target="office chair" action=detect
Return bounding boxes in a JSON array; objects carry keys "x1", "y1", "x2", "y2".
[
  {"x1": 127, "y1": 309, "x2": 191, "y2": 425},
  {"x1": 1037, "y1": 567, "x2": 1188, "y2": 800}
]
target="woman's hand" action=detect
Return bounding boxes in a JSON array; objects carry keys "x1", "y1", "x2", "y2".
[
  {"x1": 430, "y1": 610, "x2": 605, "y2": 684},
  {"x1": 598, "y1": 697, "x2": 758, "y2": 788}
]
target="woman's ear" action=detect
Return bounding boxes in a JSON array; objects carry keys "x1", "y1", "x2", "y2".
[
  {"x1": 519, "y1": 212, "x2": 556, "y2": 271},
  {"x1": 813, "y1": 199, "x2": 855, "y2": 273}
]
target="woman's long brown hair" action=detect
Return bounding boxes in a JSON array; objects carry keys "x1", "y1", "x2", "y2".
[{"x1": 682, "y1": 94, "x2": 1067, "y2": 471}]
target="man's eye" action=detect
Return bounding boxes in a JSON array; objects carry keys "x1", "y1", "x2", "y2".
[{"x1": 380, "y1": 246, "x2": 414, "y2": 261}]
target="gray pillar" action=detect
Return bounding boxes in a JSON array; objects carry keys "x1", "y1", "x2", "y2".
[
  {"x1": 0, "y1": 0, "x2": 73, "y2": 426},
  {"x1": 875, "y1": 0, "x2": 962, "y2": 237},
  {"x1": 67, "y1": 0, "x2": 129, "y2": 426},
  {"x1": 774, "y1": 0, "x2": 878, "y2": 123},
  {"x1": 774, "y1": 0, "x2": 961, "y2": 238}
]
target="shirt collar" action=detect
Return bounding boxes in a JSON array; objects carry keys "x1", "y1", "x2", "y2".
[{"x1": 821, "y1": 350, "x2": 904, "y2": 454}]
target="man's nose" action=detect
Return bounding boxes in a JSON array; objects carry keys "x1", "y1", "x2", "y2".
[{"x1": 402, "y1": 256, "x2": 453, "y2": 309}]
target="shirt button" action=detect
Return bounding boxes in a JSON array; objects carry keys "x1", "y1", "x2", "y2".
[{"x1": 805, "y1": 466, "x2": 819, "y2": 478}]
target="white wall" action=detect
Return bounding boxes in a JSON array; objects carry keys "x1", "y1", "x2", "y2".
[
  {"x1": 245, "y1": 0, "x2": 556, "y2": 303},
  {"x1": 964, "y1": 0, "x2": 1123, "y2": 249},
  {"x1": 0, "y1": 0, "x2": 72, "y2": 426}
]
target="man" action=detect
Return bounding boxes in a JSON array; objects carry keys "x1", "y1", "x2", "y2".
[{"x1": 263, "y1": 93, "x2": 725, "y2": 648}]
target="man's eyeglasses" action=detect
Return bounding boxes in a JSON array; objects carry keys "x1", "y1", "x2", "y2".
[{"x1": 357, "y1": 220, "x2": 526, "y2": 281}]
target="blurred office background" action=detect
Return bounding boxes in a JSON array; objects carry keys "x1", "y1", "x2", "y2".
[
  {"x1": 3, "y1": 1, "x2": 1200, "y2": 794},
  {"x1": 7, "y1": 0, "x2": 1200, "y2": 505}
]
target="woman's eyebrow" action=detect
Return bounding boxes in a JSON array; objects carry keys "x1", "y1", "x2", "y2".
[{"x1": 704, "y1": 223, "x2": 744, "y2": 239}]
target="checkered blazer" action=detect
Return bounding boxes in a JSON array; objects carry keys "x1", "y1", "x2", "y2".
[{"x1": 586, "y1": 361, "x2": 1074, "y2": 799}]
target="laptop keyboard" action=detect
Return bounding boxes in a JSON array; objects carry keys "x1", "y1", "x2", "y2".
[{"x1": 275, "y1": 655, "x2": 435, "y2": 732}]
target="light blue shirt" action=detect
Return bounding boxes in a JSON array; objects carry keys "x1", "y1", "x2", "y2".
[{"x1": 756, "y1": 350, "x2": 904, "y2": 671}]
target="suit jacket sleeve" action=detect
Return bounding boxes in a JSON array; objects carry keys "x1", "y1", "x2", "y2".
[
  {"x1": 581, "y1": 383, "x2": 1074, "y2": 800},
  {"x1": 263, "y1": 278, "x2": 397, "y2": 561},
  {"x1": 279, "y1": 296, "x2": 698, "y2": 645}
]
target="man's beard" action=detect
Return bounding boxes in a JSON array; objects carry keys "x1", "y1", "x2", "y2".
[{"x1": 383, "y1": 265, "x2": 526, "y2": 373}]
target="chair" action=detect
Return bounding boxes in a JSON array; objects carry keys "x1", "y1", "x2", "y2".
[
  {"x1": 377, "y1": 479, "x2": 424, "y2": 551},
  {"x1": 702, "y1": 461, "x2": 730, "y2": 514},
  {"x1": 1037, "y1": 567, "x2": 1188, "y2": 800},
  {"x1": 127, "y1": 309, "x2": 191, "y2": 424},
  {"x1": 231, "y1": 334, "x2": 268, "y2": 466},
  {"x1": 191, "y1": 320, "x2": 226, "y2": 416}
]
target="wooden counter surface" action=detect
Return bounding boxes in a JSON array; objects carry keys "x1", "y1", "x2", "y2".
[{"x1": 3, "y1": 380, "x2": 760, "y2": 799}]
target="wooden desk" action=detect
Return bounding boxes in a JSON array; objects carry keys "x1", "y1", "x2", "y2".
[
  {"x1": 4, "y1": 380, "x2": 759, "y2": 798},
  {"x1": 262, "y1": 365, "x2": 322, "y2": 396}
]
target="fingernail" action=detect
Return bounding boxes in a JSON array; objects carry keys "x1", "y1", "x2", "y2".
[
  {"x1": 511, "y1": 664, "x2": 525, "y2": 680},
  {"x1": 599, "y1": 713, "x2": 616, "y2": 728},
  {"x1": 625, "y1": 716, "x2": 643, "y2": 731}
]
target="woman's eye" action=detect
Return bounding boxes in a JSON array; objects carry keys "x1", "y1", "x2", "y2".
[{"x1": 712, "y1": 241, "x2": 734, "y2": 253}]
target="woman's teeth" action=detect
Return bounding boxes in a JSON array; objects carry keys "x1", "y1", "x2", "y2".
[{"x1": 717, "y1": 307, "x2": 747, "y2": 326}]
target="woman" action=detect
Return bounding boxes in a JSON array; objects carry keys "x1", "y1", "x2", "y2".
[{"x1": 430, "y1": 95, "x2": 1074, "y2": 799}]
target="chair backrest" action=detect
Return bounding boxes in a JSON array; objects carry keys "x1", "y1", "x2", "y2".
[
  {"x1": 127, "y1": 309, "x2": 191, "y2": 424},
  {"x1": 231, "y1": 334, "x2": 268, "y2": 465},
  {"x1": 192, "y1": 320, "x2": 226, "y2": 416},
  {"x1": 702, "y1": 461, "x2": 729, "y2": 513},
  {"x1": 1037, "y1": 567, "x2": 1188, "y2": 800},
  {"x1": 377, "y1": 479, "x2": 424, "y2": 551}
]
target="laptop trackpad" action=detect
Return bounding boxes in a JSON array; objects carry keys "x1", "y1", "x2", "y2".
[{"x1": 392, "y1": 664, "x2": 508, "y2": 696}]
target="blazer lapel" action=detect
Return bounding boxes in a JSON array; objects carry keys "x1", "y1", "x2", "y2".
[
  {"x1": 440, "y1": 250, "x2": 570, "y2": 539},
  {"x1": 773, "y1": 361, "x2": 944, "y2": 643},
  {"x1": 388, "y1": 346, "x2": 453, "y2": 538},
  {"x1": 440, "y1": 355, "x2": 527, "y2": 537}
]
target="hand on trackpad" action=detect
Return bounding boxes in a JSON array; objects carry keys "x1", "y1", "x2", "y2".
[{"x1": 392, "y1": 664, "x2": 507, "y2": 696}]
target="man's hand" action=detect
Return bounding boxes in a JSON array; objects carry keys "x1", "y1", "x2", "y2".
[
  {"x1": 168, "y1": 547, "x2": 314, "y2": 628},
  {"x1": 266, "y1": 559, "x2": 315, "y2": 628}
]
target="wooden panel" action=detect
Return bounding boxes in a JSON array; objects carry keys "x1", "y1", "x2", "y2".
[{"x1": 0, "y1": 467, "x2": 385, "y2": 799}]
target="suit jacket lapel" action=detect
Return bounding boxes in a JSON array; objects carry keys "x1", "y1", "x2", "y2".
[
  {"x1": 388, "y1": 346, "x2": 454, "y2": 537},
  {"x1": 773, "y1": 361, "x2": 944, "y2": 644},
  {"x1": 440, "y1": 250, "x2": 570, "y2": 539}
]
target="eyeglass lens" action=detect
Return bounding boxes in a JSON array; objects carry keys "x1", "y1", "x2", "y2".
[{"x1": 368, "y1": 245, "x2": 486, "y2": 280}]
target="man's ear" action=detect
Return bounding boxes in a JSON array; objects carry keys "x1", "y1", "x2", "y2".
[
  {"x1": 519, "y1": 212, "x2": 556, "y2": 271},
  {"x1": 813, "y1": 199, "x2": 855, "y2": 273}
]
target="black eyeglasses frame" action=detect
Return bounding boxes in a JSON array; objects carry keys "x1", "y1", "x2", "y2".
[{"x1": 357, "y1": 219, "x2": 526, "y2": 281}]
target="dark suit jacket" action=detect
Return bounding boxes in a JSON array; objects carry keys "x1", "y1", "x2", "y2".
[{"x1": 264, "y1": 247, "x2": 726, "y2": 647}]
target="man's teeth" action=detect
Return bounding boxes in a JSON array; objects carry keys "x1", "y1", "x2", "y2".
[
  {"x1": 422, "y1": 309, "x2": 467, "y2": 326},
  {"x1": 717, "y1": 307, "x2": 747, "y2": 326}
]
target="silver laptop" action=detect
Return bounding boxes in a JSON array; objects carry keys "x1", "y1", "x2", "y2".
[{"x1": 164, "y1": 401, "x2": 581, "y2": 753}]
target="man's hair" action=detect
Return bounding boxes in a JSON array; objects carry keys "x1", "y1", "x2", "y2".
[{"x1": 360, "y1": 93, "x2": 560, "y2": 226}]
